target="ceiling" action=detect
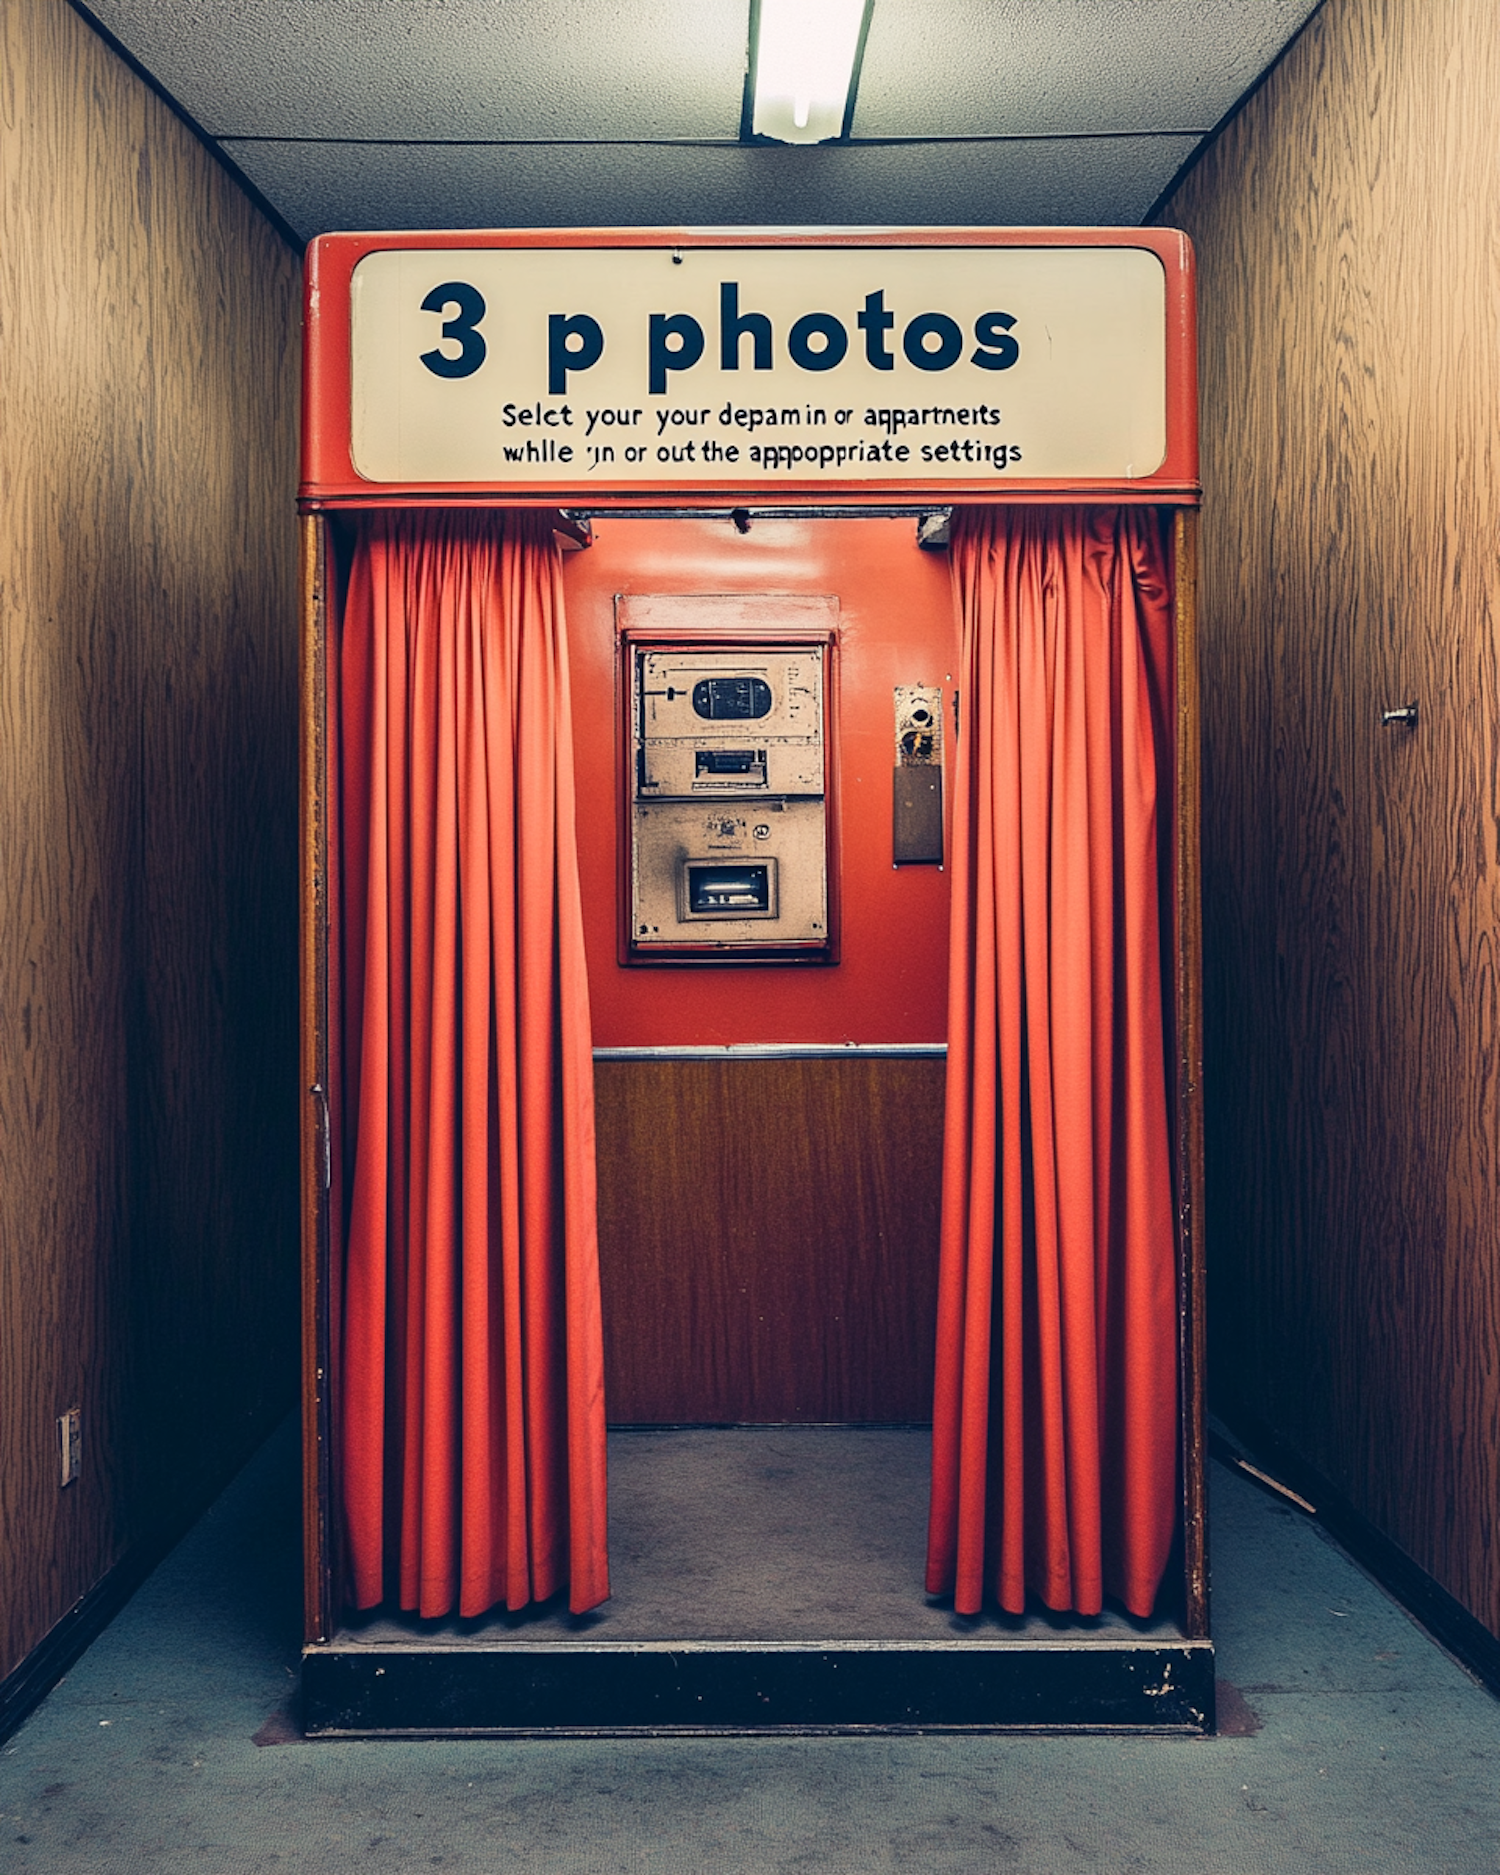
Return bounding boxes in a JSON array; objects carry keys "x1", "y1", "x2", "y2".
[{"x1": 81, "y1": 0, "x2": 1322, "y2": 243}]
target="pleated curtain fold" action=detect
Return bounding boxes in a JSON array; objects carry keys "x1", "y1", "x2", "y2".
[
  {"x1": 927, "y1": 505, "x2": 1178, "y2": 1620},
  {"x1": 336, "y1": 509, "x2": 608, "y2": 1620}
]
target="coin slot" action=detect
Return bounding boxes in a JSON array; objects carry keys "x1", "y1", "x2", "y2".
[{"x1": 694, "y1": 748, "x2": 767, "y2": 786}]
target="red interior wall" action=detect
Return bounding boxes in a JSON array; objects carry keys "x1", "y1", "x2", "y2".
[{"x1": 565, "y1": 516, "x2": 957, "y2": 1046}]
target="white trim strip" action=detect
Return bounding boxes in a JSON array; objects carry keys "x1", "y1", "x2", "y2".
[{"x1": 592, "y1": 1043, "x2": 946, "y2": 1060}]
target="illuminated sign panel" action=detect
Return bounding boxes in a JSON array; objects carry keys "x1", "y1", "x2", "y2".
[{"x1": 347, "y1": 245, "x2": 1169, "y2": 489}]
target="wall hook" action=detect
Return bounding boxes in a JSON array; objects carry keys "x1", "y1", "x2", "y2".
[{"x1": 1380, "y1": 702, "x2": 1419, "y2": 727}]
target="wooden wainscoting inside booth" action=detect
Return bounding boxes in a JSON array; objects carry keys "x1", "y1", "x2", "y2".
[{"x1": 595, "y1": 1055, "x2": 944, "y2": 1424}]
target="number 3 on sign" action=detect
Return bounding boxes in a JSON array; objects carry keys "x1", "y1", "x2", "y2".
[{"x1": 420, "y1": 281, "x2": 487, "y2": 378}]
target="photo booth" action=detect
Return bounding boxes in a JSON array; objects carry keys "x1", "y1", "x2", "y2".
[{"x1": 295, "y1": 228, "x2": 1210, "y2": 1734}]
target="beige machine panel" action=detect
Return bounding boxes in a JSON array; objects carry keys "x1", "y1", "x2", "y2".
[
  {"x1": 635, "y1": 649, "x2": 825, "y2": 797},
  {"x1": 629, "y1": 646, "x2": 830, "y2": 955}
]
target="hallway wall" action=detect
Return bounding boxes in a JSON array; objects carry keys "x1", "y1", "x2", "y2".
[
  {"x1": 0, "y1": 0, "x2": 302, "y2": 1683},
  {"x1": 1159, "y1": 0, "x2": 1500, "y2": 1636}
]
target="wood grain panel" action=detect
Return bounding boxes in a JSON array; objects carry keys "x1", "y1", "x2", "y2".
[
  {"x1": 1159, "y1": 0, "x2": 1500, "y2": 1635},
  {"x1": 595, "y1": 1058, "x2": 944, "y2": 1422},
  {"x1": 0, "y1": 0, "x2": 301, "y2": 1681},
  {"x1": 1171, "y1": 509, "x2": 1209, "y2": 1640}
]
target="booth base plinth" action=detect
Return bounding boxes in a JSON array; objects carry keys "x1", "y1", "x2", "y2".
[
  {"x1": 300, "y1": 1637, "x2": 1215, "y2": 1736},
  {"x1": 303, "y1": 1431, "x2": 1211, "y2": 1734}
]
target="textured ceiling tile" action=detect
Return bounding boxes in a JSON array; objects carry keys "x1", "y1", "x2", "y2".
[
  {"x1": 221, "y1": 136, "x2": 1203, "y2": 243},
  {"x1": 853, "y1": 0, "x2": 1322, "y2": 137},
  {"x1": 84, "y1": 0, "x2": 751, "y2": 139},
  {"x1": 82, "y1": 0, "x2": 1313, "y2": 232}
]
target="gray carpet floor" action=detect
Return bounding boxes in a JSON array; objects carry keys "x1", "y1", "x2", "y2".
[
  {"x1": 341, "y1": 1428, "x2": 1179, "y2": 1646},
  {"x1": 3, "y1": 1419, "x2": 1499, "y2": 1873}
]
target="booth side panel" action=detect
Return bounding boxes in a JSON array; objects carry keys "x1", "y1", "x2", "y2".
[
  {"x1": 1173, "y1": 509, "x2": 1209, "y2": 1639},
  {"x1": 301, "y1": 514, "x2": 335, "y2": 1645}
]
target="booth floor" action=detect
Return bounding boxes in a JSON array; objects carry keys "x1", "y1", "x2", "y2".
[
  {"x1": 337, "y1": 1428, "x2": 1182, "y2": 1647},
  {"x1": 3, "y1": 1417, "x2": 1499, "y2": 1873}
]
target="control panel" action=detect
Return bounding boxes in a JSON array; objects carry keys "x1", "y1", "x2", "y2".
[{"x1": 626, "y1": 643, "x2": 833, "y2": 961}]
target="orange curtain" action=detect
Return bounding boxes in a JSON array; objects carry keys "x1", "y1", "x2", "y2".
[
  {"x1": 926, "y1": 506, "x2": 1177, "y2": 1619},
  {"x1": 337, "y1": 509, "x2": 608, "y2": 1619}
]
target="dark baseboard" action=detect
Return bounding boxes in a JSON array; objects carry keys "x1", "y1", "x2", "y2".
[
  {"x1": 0, "y1": 1423, "x2": 290, "y2": 1747},
  {"x1": 0, "y1": 1549, "x2": 157, "y2": 1746},
  {"x1": 1211, "y1": 1412, "x2": 1500, "y2": 1699}
]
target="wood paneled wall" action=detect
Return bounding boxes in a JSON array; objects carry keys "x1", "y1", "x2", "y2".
[
  {"x1": 1159, "y1": 0, "x2": 1500, "y2": 1634},
  {"x1": 0, "y1": 0, "x2": 301, "y2": 1680}
]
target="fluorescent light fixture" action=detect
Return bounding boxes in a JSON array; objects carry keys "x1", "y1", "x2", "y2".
[{"x1": 749, "y1": 0, "x2": 872, "y2": 145}]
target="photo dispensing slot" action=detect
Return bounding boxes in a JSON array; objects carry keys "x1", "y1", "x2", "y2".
[{"x1": 680, "y1": 860, "x2": 778, "y2": 919}]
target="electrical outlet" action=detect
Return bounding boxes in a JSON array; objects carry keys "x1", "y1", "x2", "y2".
[{"x1": 58, "y1": 1407, "x2": 81, "y2": 1487}]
